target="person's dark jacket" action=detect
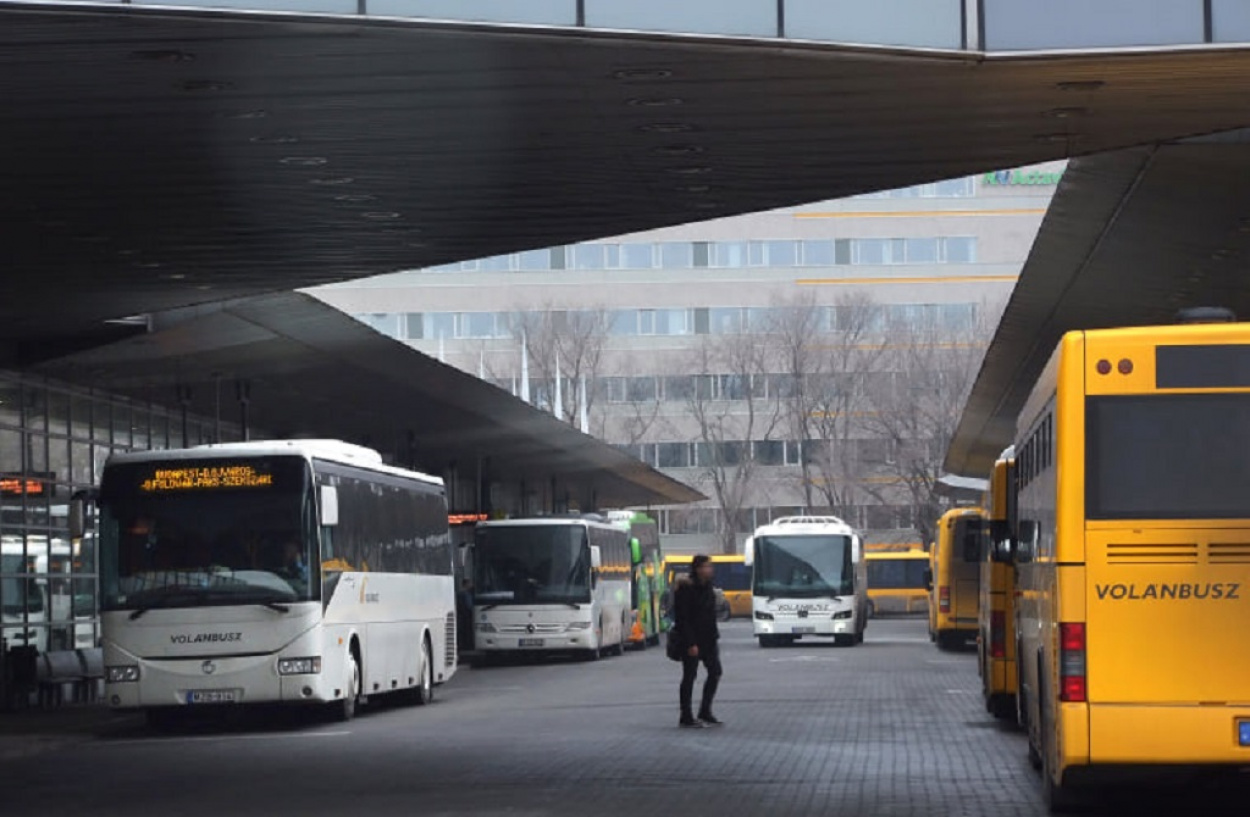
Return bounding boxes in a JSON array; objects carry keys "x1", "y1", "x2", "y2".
[{"x1": 674, "y1": 575, "x2": 720, "y2": 651}]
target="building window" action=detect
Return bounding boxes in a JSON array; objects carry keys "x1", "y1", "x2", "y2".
[
  {"x1": 478, "y1": 254, "x2": 513, "y2": 272},
  {"x1": 626, "y1": 377, "x2": 658, "y2": 403},
  {"x1": 657, "y1": 442, "x2": 692, "y2": 468},
  {"x1": 693, "y1": 242, "x2": 711, "y2": 268},
  {"x1": 802, "y1": 240, "x2": 836, "y2": 266},
  {"x1": 662, "y1": 376, "x2": 693, "y2": 402},
  {"x1": 852, "y1": 238, "x2": 890, "y2": 265},
  {"x1": 427, "y1": 313, "x2": 456, "y2": 340},
  {"x1": 404, "y1": 313, "x2": 424, "y2": 340},
  {"x1": 574, "y1": 245, "x2": 606, "y2": 271},
  {"x1": 714, "y1": 242, "x2": 748, "y2": 268},
  {"x1": 621, "y1": 243, "x2": 656, "y2": 269},
  {"x1": 754, "y1": 440, "x2": 785, "y2": 466},
  {"x1": 517, "y1": 249, "x2": 551, "y2": 271},
  {"x1": 709, "y1": 308, "x2": 743, "y2": 335},
  {"x1": 659, "y1": 242, "x2": 693, "y2": 269},
  {"x1": 904, "y1": 238, "x2": 940, "y2": 264},
  {"x1": 942, "y1": 236, "x2": 977, "y2": 263}
]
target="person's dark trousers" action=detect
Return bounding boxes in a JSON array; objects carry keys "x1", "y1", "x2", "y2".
[{"x1": 679, "y1": 644, "x2": 723, "y2": 719}]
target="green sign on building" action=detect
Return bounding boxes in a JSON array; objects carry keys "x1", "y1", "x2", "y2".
[{"x1": 983, "y1": 169, "x2": 1064, "y2": 186}]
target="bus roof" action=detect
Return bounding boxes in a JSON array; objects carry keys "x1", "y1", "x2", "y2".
[
  {"x1": 475, "y1": 517, "x2": 625, "y2": 532},
  {"x1": 105, "y1": 439, "x2": 444, "y2": 487},
  {"x1": 752, "y1": 515, "x2": 856, "y2": 537}
]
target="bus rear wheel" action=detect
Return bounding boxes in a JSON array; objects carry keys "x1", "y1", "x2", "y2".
[
  {"x1": 413, "y1": 639, "x2": 434, "y2": 706},
  {"x1": 336, "y1": 648, "x2": 361, "y2": 722}
]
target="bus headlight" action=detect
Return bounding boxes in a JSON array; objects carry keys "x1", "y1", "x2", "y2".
[
  {"x1": 566, "y1": 621, "x2": 592, "y2": 630},
  {"x1": 476, "y1": 622, "x2": 498, "y2": 633},
  {"x1": 754, "y1": 611, "x2": 774, "y2": 621},
  {"x1": 277, "y1": 657, "x2": 322, "y2": 675},
  {"x1": 107, "y1": 665, "x2": 140, "y2": 683},
  {"x1": 832, "y1": 610, "x2": 853, "y2": 620}
]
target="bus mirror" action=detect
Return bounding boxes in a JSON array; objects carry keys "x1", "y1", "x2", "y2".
[
  {"x1": 1015, "y1": 521, "x2": 1038, "y2": 564},
  {"x1": 589, "y1": 545, "x2": 602, "y2": 569},
  {"x1": 743, "y1": 538, "x2": 755, "y2": 567},
  {"x1": 69, "y1": 498, "x2": 87, "y2": 540},
  {"x1": 923, "y1": 568, "x2": 933, "y2": 591},
  {"x1": 319, "y1": 486, "x2": 340, "y2": 527},
  {"x1": 630, "y1": 538, "x2": 641, "y2": 565}
]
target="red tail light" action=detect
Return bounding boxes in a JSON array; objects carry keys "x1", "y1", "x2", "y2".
[
  {"x1": 990, "y1": 610, "x2": 1006, "y2": 658},
  {"x1": 939, "y1": 586, "x2": 951, "y2": 613},
  {"x1": 1059, "y1": 622, "x2": 1087, "y2": 703}
]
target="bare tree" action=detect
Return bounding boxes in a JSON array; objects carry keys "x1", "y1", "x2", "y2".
[
  {"x1": 687, "y1": 329, "x2": 783, "y2": 554},
  {"x1": 858, "y1": 299, "x2": 1001, "y2": 546},
  {"x1": 769, "y1": 290, "x2": 889, "y2": 525},
  {"x1": 505, "y1": 305, "x2": 610, "y2": 425}
]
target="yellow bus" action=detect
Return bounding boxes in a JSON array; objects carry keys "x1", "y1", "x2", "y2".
[
  {"x1": 978, "y1": 449, "x2": 1018, "y2": 722},
  {"x1": 1013, "y1": 320, "x2": 1250, "y2": 811},
  {"x1": 864, "y1": 550, "x2": 929, "y2": 616},
  {"x1": 661, "y1": 555, "x2": 742, "y2": 620},
  {"x1": 926, "y1": 507, "x2": 985, "y2": 649}
]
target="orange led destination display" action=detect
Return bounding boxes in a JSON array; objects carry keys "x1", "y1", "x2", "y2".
[
  {"x1": 140, "y1": 465, "x2": 275, "y2": 492},
  {"x1": 0, "y1": 478, "x2": 44, "y2": 497}
]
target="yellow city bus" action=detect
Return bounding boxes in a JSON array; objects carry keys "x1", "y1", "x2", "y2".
[
  {"x1": 1013, "y1": 320, "x2": 1250, "y2": 811},
  {"x1": 926, "y1": 507, "x2": 985, "y2": 649},
  {"x1": 978, "y1": 449, "x2": 1018, "y2": 722},
  {"x1": 864, "y1": 549, "x2": 929, "y2": 616}
]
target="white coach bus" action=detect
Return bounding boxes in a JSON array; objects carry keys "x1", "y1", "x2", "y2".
[
  {"x1": 84, "y1": 440, "x2": 457, "y2": 725},
  {"x1": 745, "y1": 516, "x2": 867, "y2": 648},
  {"x1": 472, "y1": 517, "x2": 631, "y2": 661}
]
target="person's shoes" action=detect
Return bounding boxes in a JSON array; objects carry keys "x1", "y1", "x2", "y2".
[
  {"x1": 679, "y1": 716, "x2": 706, "y2": 729},
  {"x1": 698, "y1": 713, "x2": 723, "y2": 727}
]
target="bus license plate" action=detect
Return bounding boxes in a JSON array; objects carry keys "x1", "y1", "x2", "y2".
[
  {"x1": 1239, "y1": 720, "x2": 1250, "y2": 747},
  {"x1": 518, "y1": 638, "x2": 545, "y2": 647},
  {"x1": 791, "y1": 626, "x2": 817, "y2": 635},
  {"x1": 187, "y1": 689, "x2": 239, "y2": 704}
]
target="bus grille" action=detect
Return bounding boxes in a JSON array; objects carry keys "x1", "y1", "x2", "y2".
[
  {"x1": 1105, "y1": 543, "x2": 1198, "y2": 565},
  {"x1": 444, "y1": 612, "x2": 457, "y2": 669},
  {"x1": 1207, "y1": 543, "x2": 1250, "y2": 564}
]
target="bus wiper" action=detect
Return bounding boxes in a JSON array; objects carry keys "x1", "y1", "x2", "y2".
[
  {"x1": 127, "y1": 587, "x2": 201, "y2": 620},
  {"x1": 256, "y1": 601, "x2": 291, "y2": 614}
]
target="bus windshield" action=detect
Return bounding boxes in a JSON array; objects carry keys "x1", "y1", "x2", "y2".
[
  {"x1": 1088, "y1": 393, "x2": 1250, "y2": 519},
  {"x1": 474, "y1": 525, "x2": 591, "y2": 605},
  {"x1": 1, "y1": 553, "x2": 45, "y2": 615},
  {"x1": 867, "y1": 558, "x2": 928, "y2": 590},
  {"x1": 97, "y1": 457, "x2": 318, "y2": 612},
  {"x1": 753, "y1": 535, "x2": 853, "y2": 598}
]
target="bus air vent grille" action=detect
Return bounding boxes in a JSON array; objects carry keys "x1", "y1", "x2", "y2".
[
  {"x1": 444, "y1": 612, "x2": 457, "y2": 668},
  {"x1": 1207, "y1": 543, "x2": 1250, "y2": 564},
  {"x1": 1105, "y1": 543, "x2": 1198, "y2": 565}
]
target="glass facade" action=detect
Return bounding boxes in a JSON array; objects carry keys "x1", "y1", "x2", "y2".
[
  {"x1": 0, "y1": 371, "x2": 243, "y2": 697},
  {"x1": 357, "y1": 302, "x2": 978, "y2": 342},
  {"x1": 424, "y1": 234, "x2": 979, "y2": 275}
]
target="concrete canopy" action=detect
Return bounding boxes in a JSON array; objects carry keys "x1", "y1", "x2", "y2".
[
  {"x1": 944, "y1": 135, "x2": 1250, "y2": 478},
  {"x1": 32, "y1": 291, "x2": 706, "y2": 508},
  {"x1": 10, "y1": 3, "x2": 1250, "y2": 359}
]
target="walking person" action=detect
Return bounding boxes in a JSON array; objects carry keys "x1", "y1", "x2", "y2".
[{"x1": 674, "y1": 554, "x2": 723, "y2": 728}]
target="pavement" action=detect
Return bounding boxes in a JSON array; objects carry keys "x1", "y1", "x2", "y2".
[{"x1": 0, "y1": 618, "x2": 1246, "y2": 816}]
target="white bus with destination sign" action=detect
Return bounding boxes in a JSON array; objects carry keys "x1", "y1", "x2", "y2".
[
  {"x1": 87, "y1": 440, "x2": 457, "y2": 725},
  {"x1": 744, "y1": 516, "x2": 867, "y2": 648}
]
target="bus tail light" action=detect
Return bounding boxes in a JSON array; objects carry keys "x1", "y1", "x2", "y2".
[
  {"x1": 990, "y1": 610, "x2": 1006, "y2": 658},
  {"x1": 1059, "y1": 622, "x2": 1087, "y2": 703},
  {"x1": 938, "y1": 586, "x2": 951, "y2": 613}
]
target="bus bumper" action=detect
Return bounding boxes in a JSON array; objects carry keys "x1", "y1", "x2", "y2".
[
  {"x1": 1089, "y1": 704, "x2": 1250, "y2": 765},
  {"x1": 103, "y1": 640, "x2": 336, "y2": 709},
  {"x1": 475, "y1": 634, "x2": 595, "y2": 653},
  {"x1": 753, "y1": 619, "x2": 851, "y2": 638}
]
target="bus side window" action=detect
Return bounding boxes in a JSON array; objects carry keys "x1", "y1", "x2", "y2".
[{"x1": 1015, "y1": 520, "x2": 1038, "y2": 564}]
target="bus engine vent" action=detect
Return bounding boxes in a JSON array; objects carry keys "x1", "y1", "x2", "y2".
[
  {"x1": 444, "y1": 612, "x2": 457, "y2": 669},
  {"x1": 1105, "y1": 543, "x2": 1198, "y2": 565},
  {"x1": 1207, "y1": 543, "x2": 1250, "y2": 565}
]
